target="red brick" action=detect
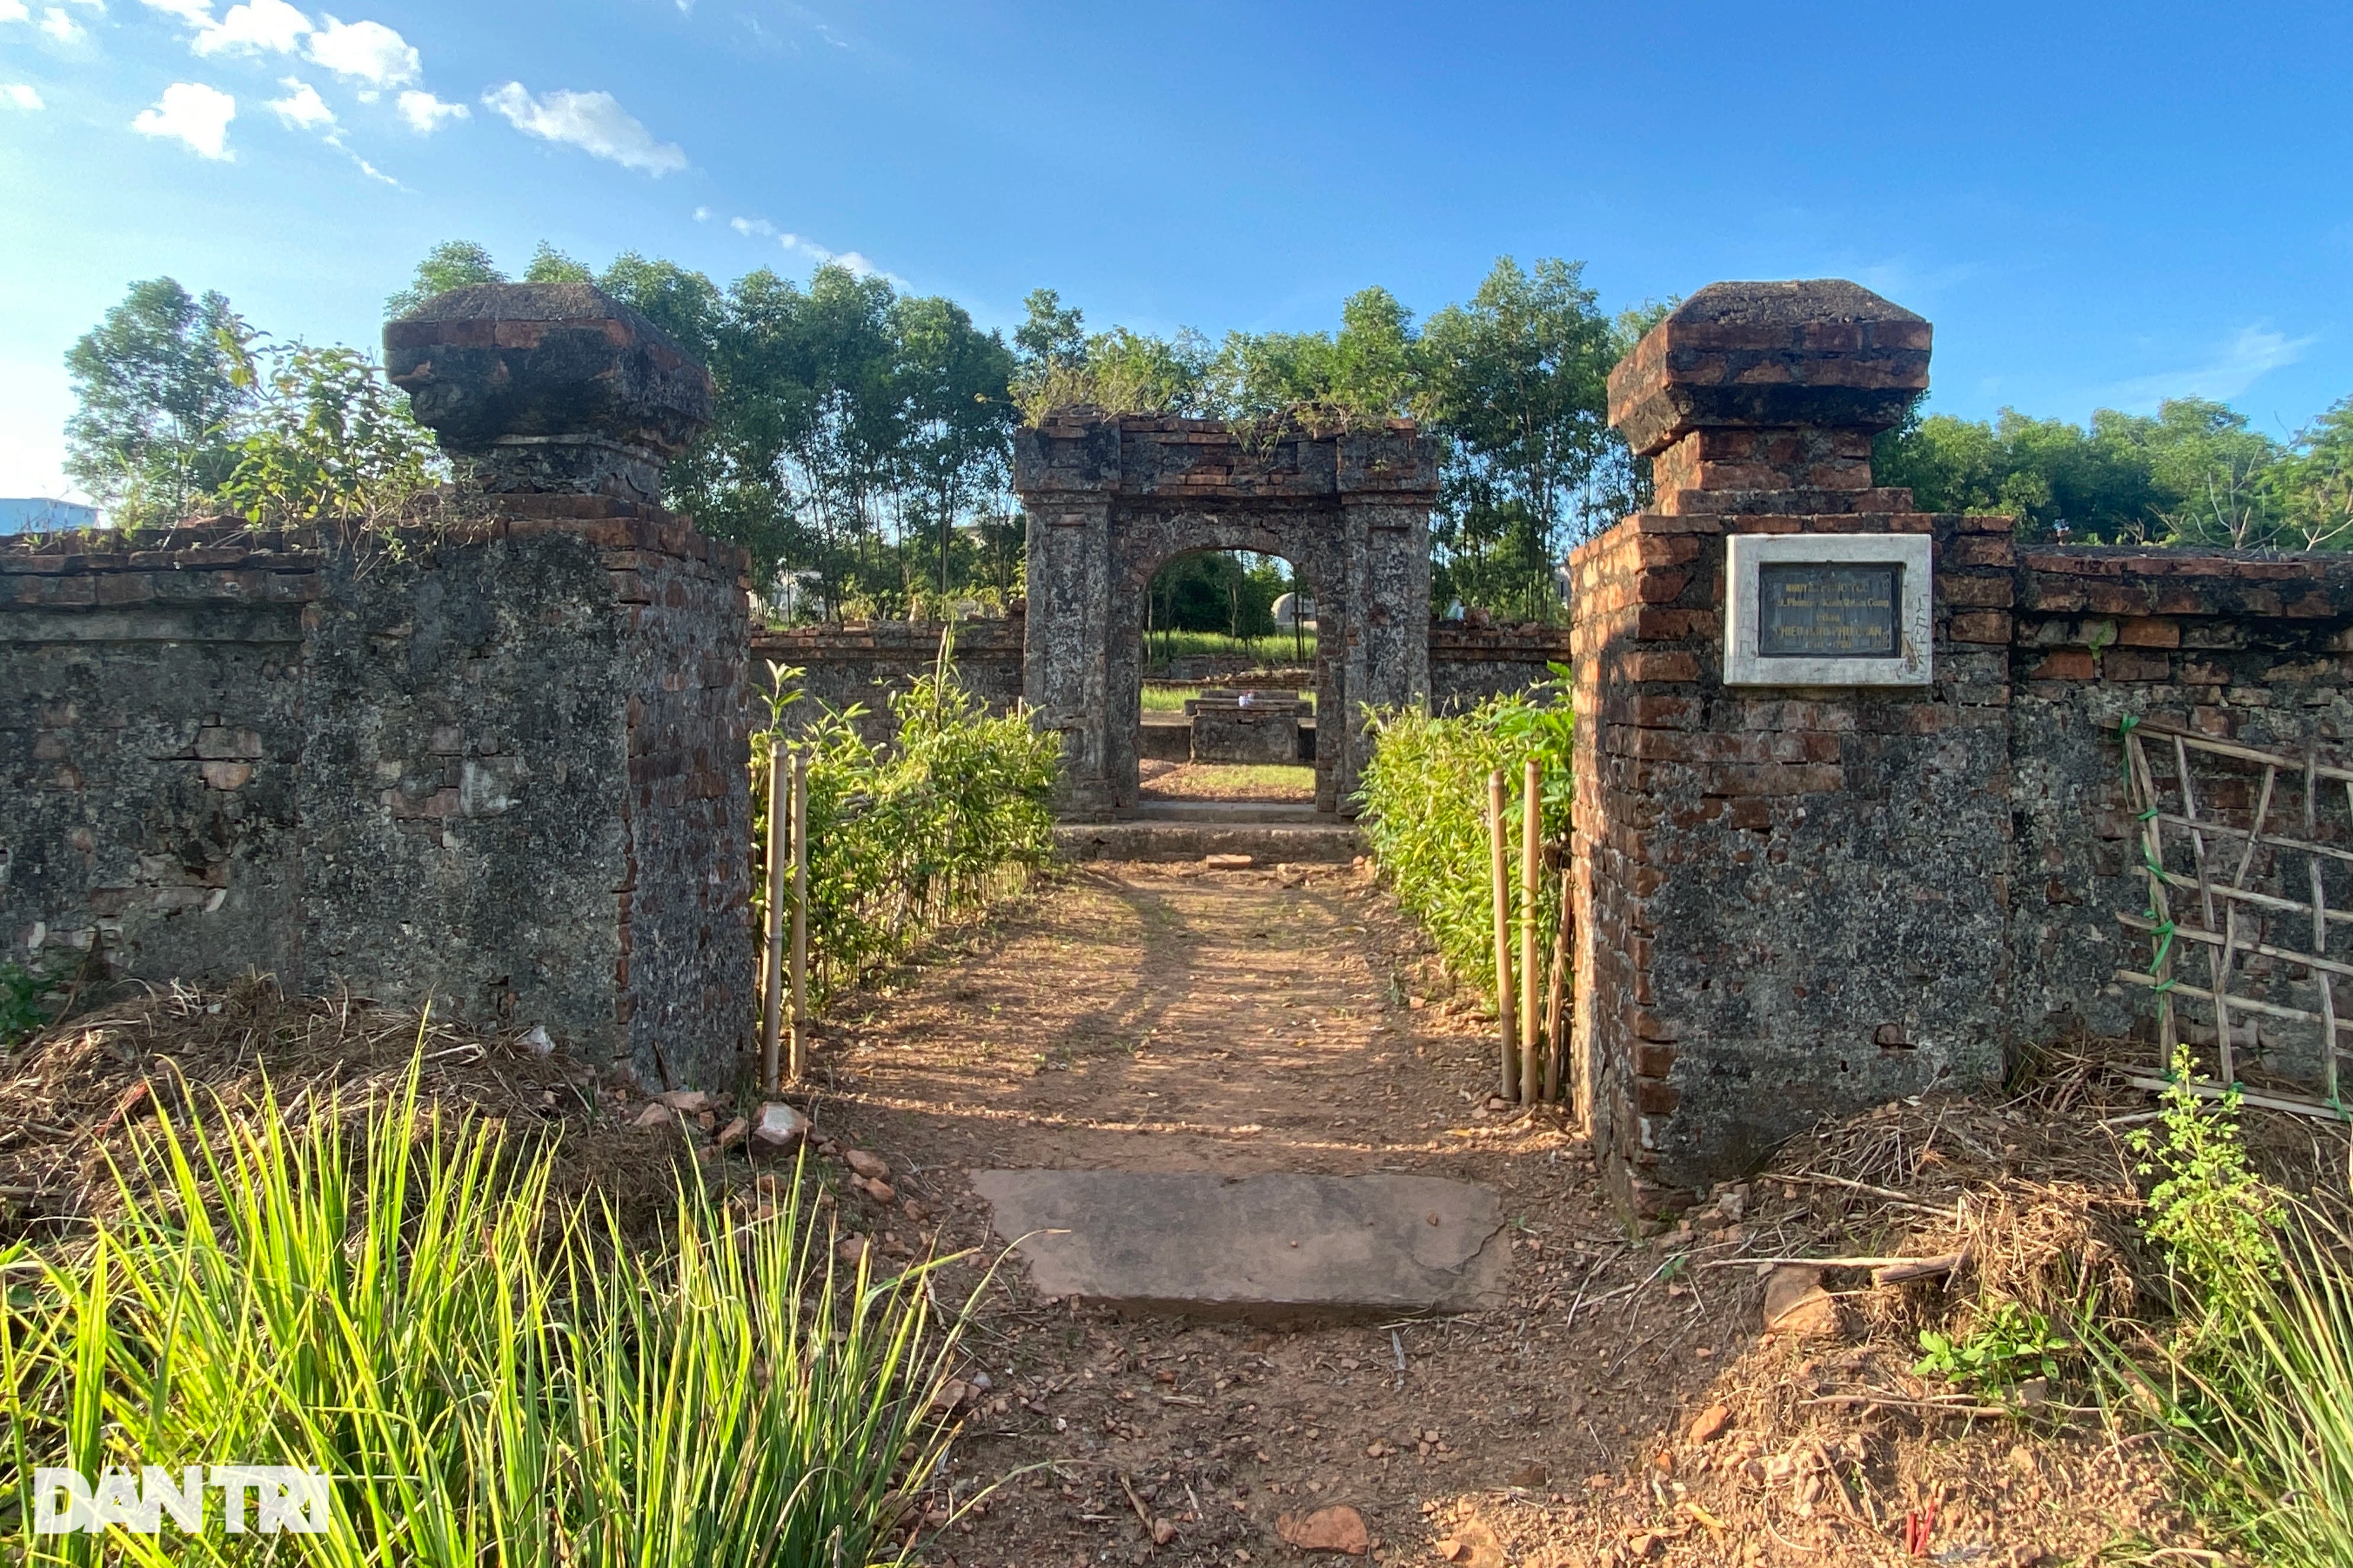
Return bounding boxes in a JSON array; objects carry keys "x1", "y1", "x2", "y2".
[
  {"x1": 2102, "y1": 649, "x2": 2172, "y2": 682},
  {"x1": 2116, "y1": 617, "x2": 2181, "y2": 648},
  {"x1": 1634, "y1": 1041, "x2": 1679, "y2": 1076},
  {"x1": 1941, "y1": 574, "x2": 2013, "y2": 609},
  {"x1": 1622, "y1": 651, "x2": 1701, "y2": 682},
  {"x1": 2032, "y1": 650, "x2": 2097, "y2": 681},
  {"x1": 1635, "y1": 1078, "x2": 1681, "y2": 1115},
  {"x1": 1949, "y1": 610, "x2": 2011, "y2": 644}
]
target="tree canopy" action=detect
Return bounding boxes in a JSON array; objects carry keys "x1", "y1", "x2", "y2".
[
  {"x1": 62, "y1": 248, "x2": 2353, "y2": 618},
  {"x1": 1877, "y1": 395, "x2": 2353, "y2": 551}
]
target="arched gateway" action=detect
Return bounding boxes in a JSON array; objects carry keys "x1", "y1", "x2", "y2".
[{"x1": 1012, "y1": 412, "x2": 1439, "y2": 817}]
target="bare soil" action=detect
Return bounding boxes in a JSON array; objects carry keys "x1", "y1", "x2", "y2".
[{"x1": 801, "y1": 863, "x2": 2218, "y2": 1567}]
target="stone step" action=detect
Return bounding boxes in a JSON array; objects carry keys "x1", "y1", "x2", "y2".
[
  {"x1": 969, "y1": 1170, "x2": 1507, "y2": 1322},
  {"x1": 1053, "y1": 819, "x2": 1362, "y2": 863}
]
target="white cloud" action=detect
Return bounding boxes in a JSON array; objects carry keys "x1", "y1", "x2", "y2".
[
  {"x1": 2105, "y1": 325, "x2": 2318, "y2": 409},
  {"x1": 692, "y1": 204, "x2": 710, "y2": 221},
  {"x1": 194, "y1": 0, "x2": 309, "y2": 54},
  {"x1": 137, "y1": 0, "x2": 216, "y2": 23},
  {"x1": 0, "y1": 1, "x2": 28, "y2": 20},
  {"x1": 131, "y1": 80, "x2": 235, "y2": 158},
  {"x1": 776, "y1": 230, "x2": 896, "y2": 283},
  {"x1": 481, "y1": 81, "x2": 685, "y2": 175},
  {"x1": 1, "y1": 82, "x2": 43, "y2": 108},
  {"x1": 303, "y1": 14, "x2": 415, "y2": 88},
  {"x1": 265, "y1": 75, "x2": 331, "y2": 130},
  {"x1": 730, "y1": 214, "x2": 774, "y2": 236},
  {"x1": 38, "y1": 7, "x2": 85, "y2": 40},
  {"x1": 395, "y1": 87, "x2": 464, "y2": 132}
]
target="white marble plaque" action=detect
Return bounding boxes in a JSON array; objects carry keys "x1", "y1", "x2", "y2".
[{"x1": 1723, "y1": 533, "x2": 1932, "y2": 687}]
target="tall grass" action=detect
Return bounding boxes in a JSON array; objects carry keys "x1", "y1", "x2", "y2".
[
  {"x1": 1, "y1": 1063, "x2": 967, "y2": 1566},
  {"x1": 1354, "y1": 680, "x2": 1573, "y2": 1002},
  {"x1": 755, "y1": 629, "x2": 1063, "y2": 1006},
  {"x1": 2092, "y1": 1063, "x2": 2353, "y2": 1563}
]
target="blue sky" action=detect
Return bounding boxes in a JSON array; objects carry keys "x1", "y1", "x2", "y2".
[{"x1": 2, "y1": 0, "x2": 2349, "y2": 501}]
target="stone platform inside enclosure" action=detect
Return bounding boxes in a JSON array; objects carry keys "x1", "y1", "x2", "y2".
[
  {"x1": 1186, "y1": 691, "x2": 1304, "y2": 764},
  {"x1": 970, "y1": 1170, "x2": 1507, "y2": 1320},
  {"x1": 1053, "y1": 803, "x2": 1362, "y2": 864}
]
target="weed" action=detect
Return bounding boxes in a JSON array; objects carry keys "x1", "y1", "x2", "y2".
[
  {"x1": 0, "y1": 961, "x2": 52, "y2": 1048},
  {"x1": 2127, "y1": 1046, "x2": 2284, "y2": 1335},
  {"x1": 1915, "y1": 1301, "x2": 2074, "y2": 1393}
]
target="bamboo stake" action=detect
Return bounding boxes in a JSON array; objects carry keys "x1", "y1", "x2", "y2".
[
  {"x1": 2306, "y1": 747, "x2": 2340, "y2": 1104},
  {"x1": 760, "y1": 739, "x2": 788, "y2": 1094},
  {"x1": 1542, "y1": 861, "x2": 1573, "y2": 1105},
  {"x1": 1519, "y1": 758, "x2": 1541, "y2": 1107},
  {"x1": 2125, "y1": 733, "x2": 2180, "y2": 1064},
  {"x1": 789, "y1": 748, "x2": 809, "y2": 1083},
  {"x1": 1488, "y1": 768, "x2": 1516, "y2": 1101}
]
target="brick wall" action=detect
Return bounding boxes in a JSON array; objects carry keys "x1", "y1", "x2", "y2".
[
  {"x1": 2008, "y1": 547, "x2": 2353, "y2": 1047},
  {"x1": 0, "y1": 504, "x2": 754, "y2": 1089},
  {"x1": 1428, "y1": 623, "x2": 1574, "y2": 713},
  {"x1": 750, "y1": 616, "x2": 1027, "y2": 747}
]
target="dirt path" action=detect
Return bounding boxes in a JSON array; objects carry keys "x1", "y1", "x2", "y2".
[
  {"x1": 803, "y1": 864, "x2": 2188, "y2": 1567},
  {"x1": 806, "y1": 862, "x2": 1743, "y2": 1566}
]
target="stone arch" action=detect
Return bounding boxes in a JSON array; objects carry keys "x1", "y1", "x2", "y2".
[
  {"x1": 1011, "y1": 414, "x2": 1439, "y2": 817},
  {"x1": 1112, "y1": 521, "x2": 1339, "y2": 810}
]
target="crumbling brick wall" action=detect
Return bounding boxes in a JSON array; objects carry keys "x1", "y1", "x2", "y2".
[
  {"x1": 1574, "y1": 277, "x2": 2353, "y2": 1217},
  {"x1": 1427, "y1": 623, "x2": 1574, "y2": 712},
  {"x1": 751, "y1": 616, "x2": 1027, "y2": 747},
  {"x1": 0, "y1": 503, "x2": 753, "y2": 1089},
  {"x1": 2008, "y1": 548, "x2": 2353, "y2": 1045}
]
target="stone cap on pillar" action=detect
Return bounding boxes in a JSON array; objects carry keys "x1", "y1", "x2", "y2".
[
  {"x1": 385, "y1": 283, "x2": 714, "y2": 504},
  {"x1": 1608, "y1": 281, "x2": 1931, "y2": 515}
]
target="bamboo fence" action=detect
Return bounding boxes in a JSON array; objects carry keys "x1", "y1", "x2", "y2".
[{"x1": 2115, "y1": 716, "x2": 2353, "y2": 1116}]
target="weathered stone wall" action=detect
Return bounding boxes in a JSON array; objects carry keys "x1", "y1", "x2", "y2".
[
  {"x1": 2007, "y1": 549, "x2": 2353, "y2": 1047},
  {"x1": 1428, "y1": 623, "x2": 1574, "y2": 712},
  {"x1": 750, "y1": 617, "x2": 1026, "y2": 747},
  {"x1": 0, "y1": 502, "x2": 753, "y2": 1090}
]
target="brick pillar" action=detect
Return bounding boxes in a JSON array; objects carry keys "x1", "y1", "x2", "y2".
[
  {"x1": 1571, "y1": 280, "x2": 2016, "y2": 1219},
  {"x1": 1012, "y1": 418, "x2": 1121, "y2": 817},
  {"x1": 386, "y1": 283, "x2": 754, "y2": 1090},
  {"x1": 1337, "y1": 425, "x2": 1439, "y2": 808}
]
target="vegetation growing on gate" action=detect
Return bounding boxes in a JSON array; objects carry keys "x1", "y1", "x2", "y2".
[
  {"x1": 1354, "y1": 674, "x2": 1574, "y2": 1005},
  {"x1": 0, "y1": 1061, "x2": 970, "y2": 1566},
  {"x1": 752, "y1": 633, "x2": 1061, "y2": 1008}
]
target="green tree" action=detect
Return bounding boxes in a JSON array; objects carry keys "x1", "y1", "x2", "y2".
[
  {"x1": 523, "y1": 242, "x2": 594, "y2": 284},
  {"x1": 63, "y1": 277, "x2": 253, "y2": 522},
  {"x1": 891, "y1": 293, "x2": 1018, "y2": 598},
  {"x1": 2276, "y1": 396, "x2": 2353, "y2": 551},
  {"x1": 1419, "y1": 258, "x2": 1624, "y2": 618},
  {"x1": 216, "y1": 341, "x2": 442, "y2": 524},
  {"x1": 383, "y1": 239, "x2": 505, "y2": 317}
]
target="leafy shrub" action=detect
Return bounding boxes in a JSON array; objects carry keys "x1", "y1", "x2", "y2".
[
  {"x1": 1, "y1": 1061, "x2": 968, "y2": 1565},
  {"x1": 754, "y1": 630, "x2": 1062, "y2": 1006},
  {"x1": 216, "y1": 341, "x2": 443, "y2": 525},
  {"x1": 0, "y1": 961, "x2": 50, "y2": 1048},
  {"x1": 1355, "y1": 673, "x2": 1574, "y2": 1003},
  {"x1": 1915, "y1": 1301, "x2": 2074, "y2": 1393},
  {"x1": 2127, "y1": 1047, "x2": 2284, "y2": 1335}
]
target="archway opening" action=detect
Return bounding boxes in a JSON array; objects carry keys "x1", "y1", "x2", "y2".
[{"x1": 1135, "y1": 549, "x2": 1321, "y2": 806}]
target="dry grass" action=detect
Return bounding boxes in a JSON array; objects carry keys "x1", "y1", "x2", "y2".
[{"x1": 0, "y1": 976, "x2": 694, "y2": 1248}]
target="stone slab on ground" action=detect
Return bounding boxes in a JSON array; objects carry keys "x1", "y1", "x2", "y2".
[{"x1": 969, "y1": 1169, "x2": 1508, "y2": 1320}]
